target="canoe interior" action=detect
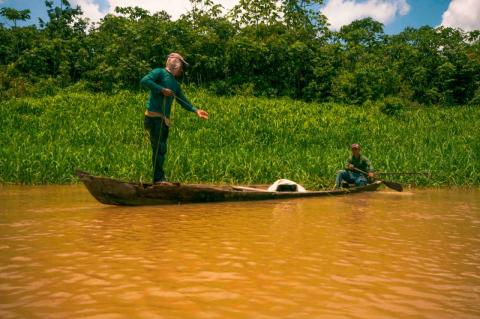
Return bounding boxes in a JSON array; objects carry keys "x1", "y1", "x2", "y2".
[{"x1": 75, "y1": 170, "x2": 382, "y2": 206}]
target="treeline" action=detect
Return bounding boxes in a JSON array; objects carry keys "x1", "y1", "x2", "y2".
[{"x1": 1, "y1": 0, "x2": 480, "y2": 106}]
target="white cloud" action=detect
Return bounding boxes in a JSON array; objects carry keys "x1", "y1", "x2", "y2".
[
  {"x1": 71, "y1": 0, "x2": 105, "y2": 22},
  {"x1": 440, "y1": 0, "x2": 480, "y2": 31},
  {"x1": 322, "y1": 0, "x2": 410, "y2": 30},
  {"x1": 70, "y1": 0, "x2": 240, "y2": 22}
]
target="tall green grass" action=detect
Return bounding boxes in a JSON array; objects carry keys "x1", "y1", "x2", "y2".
[{"x1": 1, "y1": 89, "x2": 479, "y2": 188}]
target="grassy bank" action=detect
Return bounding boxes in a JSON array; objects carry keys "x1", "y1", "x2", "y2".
[{"x1": 1, "y1": 90, "x2": 479, "y2": 188}]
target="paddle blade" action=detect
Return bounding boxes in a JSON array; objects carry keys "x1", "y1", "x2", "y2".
[{"x1": 382, "y1": 180, "x2": 403, "y2": 192}]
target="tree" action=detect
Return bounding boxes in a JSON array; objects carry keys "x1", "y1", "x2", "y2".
[
  {"x1": 39, "y1": 0, "x2": 87, "y2": 38},
  {"x1": 282, "y1": 0, "x2": 327, "y2": 35},
  {"x1": 0, "y1": 0, "x2": 479, "y2": 104},
  {"x1": 338, "y1": 18, "x2": 384, "y2": 48},
  {"x1": 0, "y1": 7, "x2": 31, "y2": 28}
]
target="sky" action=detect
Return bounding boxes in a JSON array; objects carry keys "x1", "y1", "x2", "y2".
[{"x1": 0, "y1": 0, "x2": 479, "y2": 34}]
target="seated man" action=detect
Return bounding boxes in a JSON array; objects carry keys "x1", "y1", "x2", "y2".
[{"x1": 335, "y1": 144, "x2": 375, "y2": 189}]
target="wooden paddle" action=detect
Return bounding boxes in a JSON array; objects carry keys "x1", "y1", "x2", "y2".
[{"x1": 353, "y1": 167, "x2": 403, "y2": 192}]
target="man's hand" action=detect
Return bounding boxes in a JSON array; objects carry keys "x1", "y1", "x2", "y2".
[
  {"x1": 161, "y1": 88, "x2": 174, "y2": 96},
  {"x1": 368, "y1": 172, "x2": 374, "y2": 178},
  {"x1": 348, "y1": 164, "x2": 354, "y2": 170},
  {"x1": 196, "y1": 109, "x2": 209, "y2": 120}
]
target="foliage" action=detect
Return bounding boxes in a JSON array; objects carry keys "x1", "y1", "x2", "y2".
[
  {"x1": 0, "y1": 7, "x2": 31, "y2": 27},
  {"x1": 379, "y1": 96, "x2": 406, "y2": 116},
  {"x1": 0, "y1": 0, "x2": 479, "y2": 105},
  {"x1": 1, "y1": 90, "x2": 479, "y2": 187}
]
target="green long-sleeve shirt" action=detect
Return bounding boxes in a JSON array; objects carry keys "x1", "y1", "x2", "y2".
[
  {"x1": 140, "y1": 68, "x2": 197, "y2": 117},
  {"x1": 346, "y1": 155, "x2": 374, "y2": 173}
]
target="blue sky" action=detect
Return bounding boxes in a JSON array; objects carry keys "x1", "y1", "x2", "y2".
[
  {"x1": 379, "y1": 0, "x2": 450, "y2": 33},
  {"x1": 0, "y1": 0, "x2": 478, "y2": 34}
]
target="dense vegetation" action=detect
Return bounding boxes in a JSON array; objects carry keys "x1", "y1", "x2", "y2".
[
  {"x1": 1, "y1": 1, "x2": 479, "y2": 187},
  {"x1": 1, "y1": 90, "x2": 479, "y2": 187},
  {"x1": 1, "y1": 0, "x2": 479, "y2": 106}
]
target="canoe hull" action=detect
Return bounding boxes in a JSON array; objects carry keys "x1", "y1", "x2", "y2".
[{"x1": 75, "y1": 170, "x2": 382, "y2": 206}]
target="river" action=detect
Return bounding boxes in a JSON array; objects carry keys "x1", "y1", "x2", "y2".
[{"x1": 1, "y1": 185, "x2": 479, "y2": 318}]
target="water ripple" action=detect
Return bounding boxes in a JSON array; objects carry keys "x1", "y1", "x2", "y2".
[{"x1": 0, "y1": 187, "x2": 479, "y2": 318}]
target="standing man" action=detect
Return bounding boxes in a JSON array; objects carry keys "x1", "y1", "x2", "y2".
[
  {"x1": 335, "y1": 143, "x2": 375, "y2": 188},
  {"x1": 140, "y1": 52, "x2": 208, "y2": 185}
]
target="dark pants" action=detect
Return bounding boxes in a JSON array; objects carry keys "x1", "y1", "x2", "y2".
[
  {"x1": 144, "y1": 116, "x2": 169, "y2": 183},
  {"x1": 335, "y1": 170, "x2": 368, "y2": 188}
]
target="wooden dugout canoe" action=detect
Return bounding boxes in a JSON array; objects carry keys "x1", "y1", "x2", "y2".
[{"x1": 75, "y1": 170, "x2": 382, "y2": 206}]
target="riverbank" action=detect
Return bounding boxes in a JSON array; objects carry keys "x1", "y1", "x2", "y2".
[{"x1": 1, "y1": 90, "x2": 479, "y2": 187}]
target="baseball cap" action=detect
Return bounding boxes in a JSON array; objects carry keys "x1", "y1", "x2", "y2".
[
  {"x1": 167, "y1": 52, "x2": 189, "y2": 67},
  {"x1": 351, "y1": 143, "x2": 360, "y2": 149}
]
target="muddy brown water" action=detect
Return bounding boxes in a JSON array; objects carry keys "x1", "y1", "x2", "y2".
[{"x1": 1, "y1": 185, "x2": 479, "y2": 318}]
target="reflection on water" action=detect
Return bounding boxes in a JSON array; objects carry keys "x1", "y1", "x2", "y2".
[{"x1": 0, "y1": 185, "x2": 479, "y2": 318}]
